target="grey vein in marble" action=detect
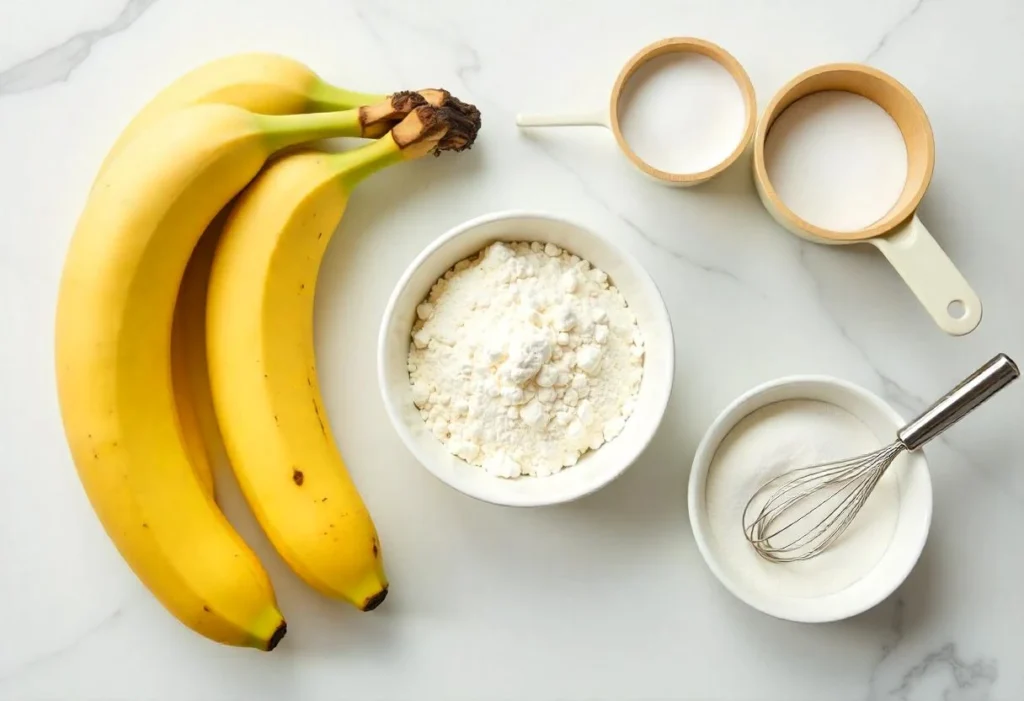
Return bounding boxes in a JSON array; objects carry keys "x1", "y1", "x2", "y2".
[
  {"x1": 879, "y1": 373, "x2": 929, "y2": 415},
  {"x1": 453, "y1": 43, "x2": 481, "y2": 83},
  {"x1": 794, "y1": 244, "x2": 927, "y2": 416},
  {"x1": 349, "y1": 3, "x2": 407, "y2": 85},
  {"x1": 614, "y1": 205, "x2": 761, "y2": 293},
  {"x1": 0, "y1": 605, "x2": 124, "y2": 684},
  {"x1": 0, "y1": 0, "x2": 158, "y2": 96},
  {"x1": 516, "y1": 126, "x2": 767, "y2": 297},
  {"x1": 889, "y1": 643, "x2": 998, "y2": 700},
  {"x1": 864, "y1": 0, "x2": 933, "y2": 62},
  {"x1": 794, "y1": 243, "x2": 900, "y2": 378},
  {"x1": 865, "y1": 597, "x2": 905, "y2": 701}
]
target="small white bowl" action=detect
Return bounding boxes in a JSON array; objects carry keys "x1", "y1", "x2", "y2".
[
  {"x1": 687, "y1": 376, "x2": 932, "y2": 622},
  {"x1": 378, "y1": 211, "x2": 674, "y2": 507}
]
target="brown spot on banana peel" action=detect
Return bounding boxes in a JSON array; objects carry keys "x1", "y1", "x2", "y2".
[
  {"x1": 292, "y1": 468, "x2": 304, "y2": 486},
  {"x1": 311, "y1": 397, "x2": 326, "y2": 436}
]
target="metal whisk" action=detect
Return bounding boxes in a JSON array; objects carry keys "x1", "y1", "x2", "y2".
[{"x1": 743, "y1": 354, "x2": 1019, "y2": 563}]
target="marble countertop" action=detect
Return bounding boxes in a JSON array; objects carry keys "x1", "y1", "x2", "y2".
[{"x1": 2, "y1": 0, "x2": 1022, "y2": 699}]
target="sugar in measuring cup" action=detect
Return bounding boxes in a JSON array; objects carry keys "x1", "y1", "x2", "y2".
[
  {"x1": 517, "y1": 37, "x2": 757, "y2": 186},
  {"x1": 753, "y1": 64, "x2": 982, "y2": 336}
]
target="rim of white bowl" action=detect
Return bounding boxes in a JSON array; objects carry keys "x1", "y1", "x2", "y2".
[
  {"x1": 377, "y1": 209, "x2": 674, "y2": 506},
  {"x1": 687, "y1": 374, "x2": 933, "y2": 623}
]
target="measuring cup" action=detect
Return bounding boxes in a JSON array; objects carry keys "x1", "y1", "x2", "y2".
[
  {"x1": 516, "y1": 37, "x2": 757, "y2": 186},
  {"x1": 752, "y1": 63, "x2": 981, "y2": 336}
]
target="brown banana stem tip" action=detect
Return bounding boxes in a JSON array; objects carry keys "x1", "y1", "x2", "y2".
[
  {"x1": 425, "y1": 89, "x2": 481, "y2": 152},
  {"x1": 435, "y1": 104, "x2": 480, "y2": 153},
  {"x1": 362, "y1": 89, "x2": 482, "y2": 146},
  {"x1": 391, "y1": 90, "x2": 430, "y2": 113},
  {"x1": 391, "y1": 104, "x2": 480, "y2": 156},
  {"x1": 416, "y1": 88, "x2": 483, "y2": 131},
  {"x1": 359, "y1": 92, "x2": 428, "y2": 137}
]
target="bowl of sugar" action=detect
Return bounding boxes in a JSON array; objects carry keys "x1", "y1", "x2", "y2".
[
  {"x1": 687, "y1": 376, "x2": 932, "y2": 622},
  {"x1": 378, "y1": 210, "x2": 674, "y2": 506}
]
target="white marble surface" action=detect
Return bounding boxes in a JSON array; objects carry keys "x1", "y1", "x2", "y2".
[{"x1": 1, "y1": 0, "x2": 1022, "y2": 699}]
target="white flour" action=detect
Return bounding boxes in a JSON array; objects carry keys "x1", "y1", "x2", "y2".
[
  {"x1": 407, "y1": 241, "x2": 644, "y2": 478},
  {"x1": 704, "y1": 399, "x2": 901, "y2": 598}
]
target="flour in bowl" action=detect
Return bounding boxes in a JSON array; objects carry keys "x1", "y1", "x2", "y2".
[{"x1": 407, "y1": 241, "x2": 645, "y2": 478}]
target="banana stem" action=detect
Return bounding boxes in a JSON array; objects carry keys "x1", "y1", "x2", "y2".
[
  {"x1": 256, "y1": 110, "x2": 364, "y2": 151},
  {"x1": 329, "y1": 137, "x2": 406, "y2": 191},
  {"x1": 305, "y1": 80, "x2": 387, "y2": 112},
  {"x1": 329, "y1": 103, "x2": 481, "y2": 189}
]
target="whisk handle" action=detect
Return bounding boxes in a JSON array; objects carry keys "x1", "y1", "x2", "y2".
[{"x1": 898, "y1": 354, "x2": 1019, "y2": 451}]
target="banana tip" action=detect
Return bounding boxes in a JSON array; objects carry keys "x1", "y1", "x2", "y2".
[
  {"x1": 266, "y1": 621, "x2": 287, "y2": 651},
  {"x1": 362, "y1": 587, "x2": 388, "y2": 612}
]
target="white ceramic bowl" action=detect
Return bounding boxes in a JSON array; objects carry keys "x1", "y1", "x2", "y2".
[
  {"x1": 379, "y1": 211, "x2": 674, "y2": 507},
  {"x1": 687, "y1": 376, "x2": 932, "y2": 622}
]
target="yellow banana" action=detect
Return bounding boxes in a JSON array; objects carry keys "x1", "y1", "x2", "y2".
[
  {"x1": 206, "y1": 106, "x2": 480, "y2": 609},
  {"x1": 98, "y1": 52, "x2": 470, "y2": 500},
  {"x1": 170, "y1": 212, "x2": 227, "y2": 497},
  {"x1": 101, "y1": 53, "x2": 379, "y2": 501},
  {"x1": 101, "y1": 52, "x2": 386, "y2": 171},
  {"x1": 55, "y1": 101, "x2": 421, "y2": 648}
]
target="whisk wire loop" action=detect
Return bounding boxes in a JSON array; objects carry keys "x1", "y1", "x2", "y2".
[
  {"x1": 743, "y1": 442, "x2": 905, "y2": 562},
  {"x1": 740, "y1": 354, "x2": 1018, "y2": 563}
]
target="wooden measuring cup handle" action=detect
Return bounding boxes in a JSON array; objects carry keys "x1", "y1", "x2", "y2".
[{"x1": 869, "y1": 216, "x2": 982, "y2": 335}]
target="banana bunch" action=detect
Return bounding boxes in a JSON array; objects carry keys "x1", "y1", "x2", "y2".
[{"x1": 55, "y1": 53, "x2": 481, "y2": 650}]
